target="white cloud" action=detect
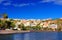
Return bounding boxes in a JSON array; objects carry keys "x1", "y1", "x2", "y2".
[
  {"x1": 0, "y1": 0, "x2": 11, "y2": 3},
  {"x1": 0, "y1": 0, "x2": 35, "y2": 7},
  {"x1": 13, "y1": 3, "x2": 29, "y2": 7},
  {"x1": 19, "y1": 3, "x2": 30, "y2": 7},
  {"x1": 0, "y1": 0, "x2": 6, "y2": 3},
  {"x1": 30, "y1": 3, "x2": 36, "y2": 5},
  {"x1": 42, "y1": 0, "x2": 55, "y2": 2},
  {"x1": 3, "y1": 2, "x2": 11, "y2": 6},
  {"x1": 13, "y1": 3, "x2": 35, "y2": 7},
  {"x1": 1, "y1": 0, "x2": 62, "y2": 7},
  {"x1": 39, "y1": 0, "x2": 62, "y2": 5},
  {"x1": 0, "y1": 0, "x2": 12, "y2": 6},
  {"x1": 54, "y1": 0, "x2": 62, "y2": 5}
]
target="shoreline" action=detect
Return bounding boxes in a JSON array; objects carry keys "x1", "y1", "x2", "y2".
[
  {"x1": 0, "y1": 30, "x2": 30, "y2": 34},
  {"x1": 0, "y1": 30, "x2": 62, "y2": 34}
]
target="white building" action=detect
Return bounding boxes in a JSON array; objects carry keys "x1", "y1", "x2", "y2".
[
  {"x1": 24, "y1": 22, "x2": 30, "y2": 27},
  {"x1": 49, "y1": 24, "x2": 57, "y2": 29},
  {"x1": 42, "y1": 22, "x2": 49, "y2": 28},
  {"x1": 14, "y1": 21, "x2": 21, "y2": 29},
  {"x1": 30, "y1": 21, "x2": 37, "y2": 27},
  {"x1": 40, "y1": 22, "x2": 44, "y2": 27}
]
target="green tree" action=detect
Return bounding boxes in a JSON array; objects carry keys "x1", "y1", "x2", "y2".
[
  {"x1": 3, "y1": 13, "x2": 8, "y2": 19},
  {"x1": 10, "y1": 22, "x2": 15, "y2": 29},
  {"x1": 57, "y1": 19, "x2": 62, "y2": 31},
  {"x1": 0, "y1": 19, "x2": 3, "y2": 29},
  {"x1": 21, "y1": 23, "x2": 27, "y2": 30}
]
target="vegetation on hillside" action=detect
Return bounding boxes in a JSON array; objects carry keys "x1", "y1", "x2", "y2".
[{"x1": 0, "y1": 13, "x2": 62, "y2": 31}]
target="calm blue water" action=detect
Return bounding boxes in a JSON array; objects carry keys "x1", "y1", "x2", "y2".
[{"x1": 0, "y1": 32, "x2": 62, "y2": 40}]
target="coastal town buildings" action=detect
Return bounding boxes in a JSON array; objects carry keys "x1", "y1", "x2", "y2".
[
  {"x1": 0, "y1": 18, "x2": 61, "y2": 31},
  {"x1": 49, "y1": 24, "x2": 57, "y2": 29}
]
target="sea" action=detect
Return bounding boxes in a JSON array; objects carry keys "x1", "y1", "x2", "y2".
[{"x1": 0, "y1": 32, "x2": 62, "y2": 40}]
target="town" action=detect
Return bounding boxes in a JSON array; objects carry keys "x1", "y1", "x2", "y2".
[{"x1": 0, "y1": 13, "x2": 62, "y2": 32}]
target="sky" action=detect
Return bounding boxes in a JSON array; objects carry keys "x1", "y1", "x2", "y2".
[{"x1": 0, "y1": 0, "x2": 62, "y2": 19}]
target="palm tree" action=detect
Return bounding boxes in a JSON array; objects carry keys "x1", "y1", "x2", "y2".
[{"x1": 3, "y1": 13, "x2": 8, "y2": 19}]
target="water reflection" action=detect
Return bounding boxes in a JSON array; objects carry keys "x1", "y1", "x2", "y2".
[
  {"x1": 58, "y1": 32, "x2": 62, "y2": 40},
  {"x1": 0, "y1": 32, "x2": 61, "y2": 40},
  {"x1": 24, "y1": 33, "x2": 29, "y2": 40},
  {"x1": 0, "y1": 34, "x2": 13, "y2": 40},
  {"x1": 29, "y1": 32, "x2": 44, "y2": 40},
  {"x1": 13, "y1": 32, "x2": 58, "y2": 40},
  {"x1": 13, "y1": 32, "x2": 44, "y2": 40},
  {"x1": 43, "y1": 32, "x2": 58, "y2": 40},
  {"x1": 13, "y1": 33, "x2": 25, "y2": 40}
]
